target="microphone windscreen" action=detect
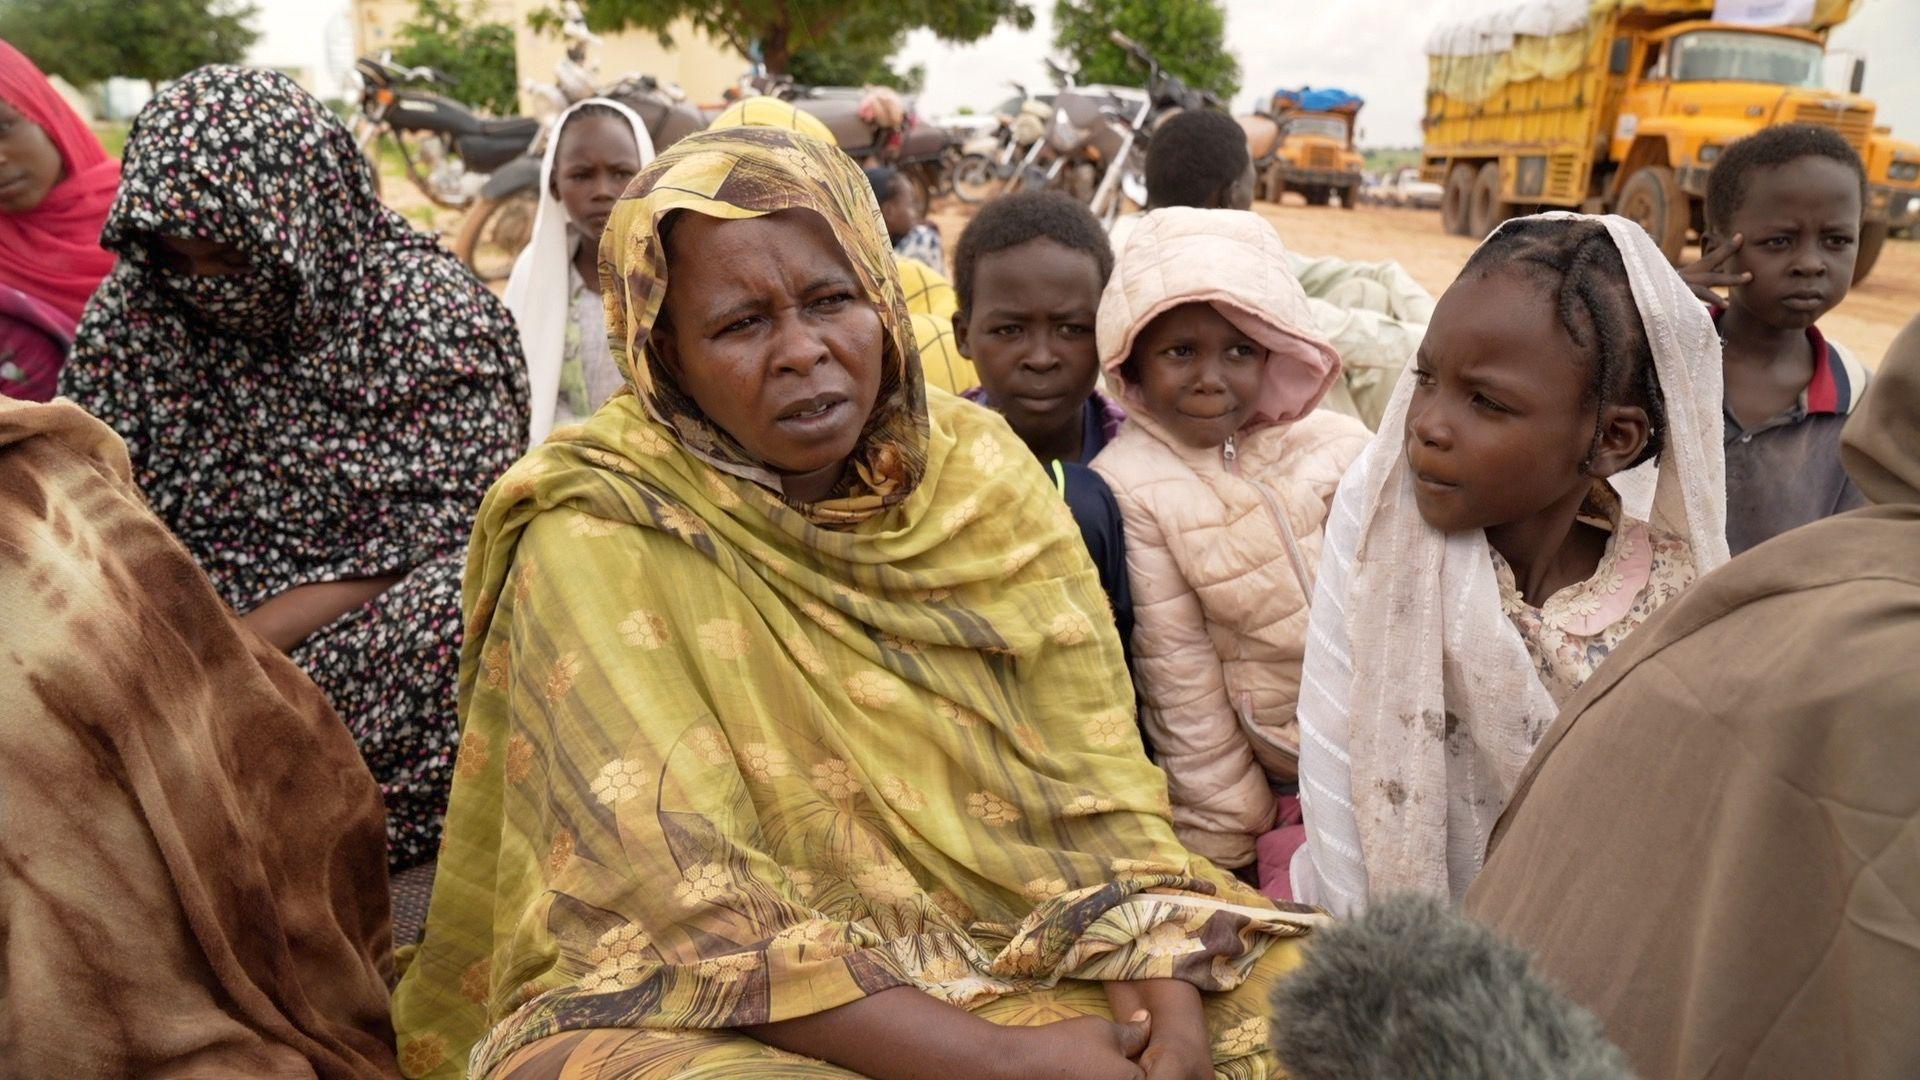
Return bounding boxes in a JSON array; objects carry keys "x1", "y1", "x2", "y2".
[{"x1": 1267, "y1": 893, "x2": 1635, "y2": 1080}]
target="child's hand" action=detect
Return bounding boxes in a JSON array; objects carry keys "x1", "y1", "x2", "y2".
[{"x1": 1679, "y1": 233, "x2": 1750, "y2": 306}]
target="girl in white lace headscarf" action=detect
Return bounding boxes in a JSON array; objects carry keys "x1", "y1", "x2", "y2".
[{"x1": 1294, "y1": 213, "x2": 1728, "y2": 914}]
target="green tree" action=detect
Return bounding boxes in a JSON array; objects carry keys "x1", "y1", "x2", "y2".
[
  {"x1": 0, "y1": 0, "x2": 259, "y2": 87},
  {"x1": 789, "y1": 11, "x2": 925, "y2": 91},
  {"x1": 392, "y1": 0, "x2": 520, "y2": 116},
  {"x1": 1052, "y1": 0, "x2": 1239, "y2": 101},
  {"x1": 556, "y1": 0, "x2": 1031, "y2": 77}
]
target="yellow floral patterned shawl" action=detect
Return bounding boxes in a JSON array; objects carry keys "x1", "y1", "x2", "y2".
[{"x1": 389, "y1": 127, "x2": 1316, "y2": 1079}]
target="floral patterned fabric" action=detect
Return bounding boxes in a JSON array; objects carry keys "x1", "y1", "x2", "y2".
[
  {"x1": 389, "y1": 127, "x2": 1317, "y2": 1079},
  {"x1": 58, "y1": 67, "x2": 531, "y2": 868},
  {"x1": 1492, "y1": 485, "x2": 1696, "y2": 704}
]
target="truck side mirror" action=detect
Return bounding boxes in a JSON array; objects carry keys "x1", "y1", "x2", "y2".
[
  {"x1": 1851, "y1": 58, "x2": 1866, "y2": 94},
  {"x1": 1609, "y1": 38, "x2": 1631, "y2": 76}
]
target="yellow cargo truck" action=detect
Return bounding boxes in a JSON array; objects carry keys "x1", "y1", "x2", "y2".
[
  {"x1": 1866, "y1": 129, "x2": 1920, "y2": 244},
  {"x1": 1421, "y1": 0, "x2": 1891, "y2": 281},
  {"x1": 1242, "y1": 88, "x2": 1367, "y2": 208}
]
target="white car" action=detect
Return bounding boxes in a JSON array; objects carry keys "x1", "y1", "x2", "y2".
[{"x1": 1371, "y1": 167, "x2": 1444, "y2": 209}]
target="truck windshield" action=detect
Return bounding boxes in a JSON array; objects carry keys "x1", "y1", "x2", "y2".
[
  {"x1": 1283, "y1": 117, "x2": 1348, "y2": 139},
  {"x1": 1670, "y1": 31, "x2": 1822, "y2": 87}
]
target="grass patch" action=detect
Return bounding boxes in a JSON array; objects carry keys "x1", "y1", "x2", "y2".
[{"x1": 92, "y1": 121, "x2": 130, "y2": 158}]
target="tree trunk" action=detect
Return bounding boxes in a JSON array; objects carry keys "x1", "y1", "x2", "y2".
[{"x1": 762, "y1": 24, "x2": 791, "y2": 74}]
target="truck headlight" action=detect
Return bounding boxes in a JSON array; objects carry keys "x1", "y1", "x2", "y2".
[
  {"x1": 1891, "y1": 162, "x2": 1920, "y2": 182},
  {"x1": 1698, "y1": 143, "x2": 1724, "y2": 164}
]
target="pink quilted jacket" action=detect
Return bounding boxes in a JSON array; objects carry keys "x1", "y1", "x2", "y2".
[{"x1": 1091, "y1": 209, "x2": 1369, "y2": 869}]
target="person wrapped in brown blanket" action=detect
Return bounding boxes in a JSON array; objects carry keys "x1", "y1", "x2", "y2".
[{"x1": 0, "y1": 396, "x2": 399, "y2": 1078}]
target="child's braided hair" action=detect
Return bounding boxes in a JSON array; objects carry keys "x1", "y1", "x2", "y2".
[{"x1": 1462, "y1": 217, "x2": 1666, "y2": 470}]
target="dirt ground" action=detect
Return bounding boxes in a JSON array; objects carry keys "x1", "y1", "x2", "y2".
[
  {"x1": 930, "y1": 195, "x2": 1920, "y2": 369},
  {"x1": 395, "y1": 164, "x2": 1917, "y2": 366}
]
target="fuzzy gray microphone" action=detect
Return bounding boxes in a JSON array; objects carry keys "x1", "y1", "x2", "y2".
[{"x1": 1268, "y1": 894, "x2": 1636, "y2": 1080}]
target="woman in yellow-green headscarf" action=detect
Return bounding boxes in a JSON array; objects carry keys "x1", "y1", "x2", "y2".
[{"x1": 390, "y1": 125, "x2": 1318, "y2": 1080}]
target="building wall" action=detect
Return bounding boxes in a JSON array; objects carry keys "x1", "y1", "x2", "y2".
[
  {"x1": 352, "y1": 1, "x2": 743, "y2": 113},
  {"x1": 508, "y1": 4, "x2": 743, "y2": 111}
]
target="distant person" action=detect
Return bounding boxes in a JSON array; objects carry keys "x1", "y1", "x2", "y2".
[
  {"x1": 1108, "y1": 108, "x2": 1255, "y2": 252},
  {"x1": 951, "y1": 190, "x2": 1134, "y2": 690},
  {"x1": 0, "y1": 39, "x2": 118, "y2": 398},
  {"x1": 866, "y1": 164, "x2": 944, "y2": 268},
  {"x1": 505, "y1": 97, "x2": 653, "y2": 444},
  {"x1": 1293, "y1": 215, "x2": 1730, "y2": 914},
  {"x1": 1685, "y1": 123, "x2": 1872, "y2": 555},
  {"x1": 60, "y1": 67, "x2": 530, "y2": 871},
  {"x1": 1466, "y1": 311, "x2": 1920, "y2": 1079},
  {"x1": 1091, "y1": 207, "x2": 1369, "y2": 878}
]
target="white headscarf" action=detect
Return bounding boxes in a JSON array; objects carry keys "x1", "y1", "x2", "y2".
[
  {"x1": 504, "y1": 97, "x2": 654, "y2": 446},
  {"x1": 1294, "y1": 213, "x2": 1729, "y2": 911}
]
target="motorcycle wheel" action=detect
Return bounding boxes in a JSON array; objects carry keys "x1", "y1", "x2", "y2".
[
  {"x1": 952, "y1": 153, "x2": 999, "y2": 203},
  {"x1": 453, "y1": 189, "x2": 539, "y2": 285}
]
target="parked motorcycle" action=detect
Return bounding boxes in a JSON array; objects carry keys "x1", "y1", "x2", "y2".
[
  {"x1": 752, "y1": 75, "x2": 958, "y2": 216},
  {"x1": 952, "y1": 82, "x2": 1052, "y2": 203},
  {"x1": 1015, "y1": 33, "x2": 1215, "y2": 225},
  {"x1": 350, "y1": 54, "x2": 540, "y2": 211}
]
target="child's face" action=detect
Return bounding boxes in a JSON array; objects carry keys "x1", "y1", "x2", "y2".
[
  {"x1": 954, "y1": 238, "x2": 1103, "y2": 451},
  {"x1": 880, "y1": 185, "x2": 916, "y2": 244},
  {"x1": 1406, "y1": 272, "x2": 1646, "y2": 533},
  {"x1": 552, "y1": 113, "x2": 644, "y2": 245},
  {"x1": 1722, "y1": 156, "x2": 1861, "y2": 331},
  {"x1": 1130, "y1": 302, "x2": 1268, "y2": 450}
]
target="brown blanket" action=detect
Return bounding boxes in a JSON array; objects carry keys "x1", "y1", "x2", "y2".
[
  {"x1": 0, "y1": 397, "x2": 399, "y2": 1077},
  {"x1": 1466, "y1": 316, "x2": 1920, "y2": 1080}
]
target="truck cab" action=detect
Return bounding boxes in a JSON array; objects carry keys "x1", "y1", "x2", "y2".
[
  {"x1": 1248, "y1": 89, "x2": 1366, "y2": 209},
  {"x1": 1867, "y1": 129, "x2": 1920, "y2": 234},
  {"x1": 1606, "y1": 22, "x2": 1874, "y2": 254}
]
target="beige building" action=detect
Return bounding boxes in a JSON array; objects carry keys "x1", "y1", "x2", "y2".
[
  {"x1": 509, "y1": 2, "x2": 742, "y2": 110},
  {"x1": 352, "y1": 0, "x2": 742, "y2": 112}
]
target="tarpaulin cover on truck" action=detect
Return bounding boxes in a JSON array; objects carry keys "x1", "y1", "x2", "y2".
[
  {"x1": 1423, "y1": 0, "x2": 1857, "y2": 103},
  {"x1": 1272, "y1": 87, "x2": 1365, "y2": 113}
]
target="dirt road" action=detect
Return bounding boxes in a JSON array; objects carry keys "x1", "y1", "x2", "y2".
[
  {"x1": 398, "y1": 162, "x2": 1915, "y2": 365},
  {"x1": 930, "y1": 196, "x2": 1919, "y2": 368}
]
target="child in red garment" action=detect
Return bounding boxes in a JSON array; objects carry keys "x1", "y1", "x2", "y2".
[{"x1": 1684, "y1": 123, "x2": 1871, "y2": 555}]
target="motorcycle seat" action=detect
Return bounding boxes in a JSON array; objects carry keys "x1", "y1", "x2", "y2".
[
  {"x1": 458, "y1": 130, "x2": 537, "y2": 172},
  {"x1": 391, "y1": 90, "x2": 538, "y2": 143},
  {"x1": 477, "y1": 117, "x2": 539, "y2": 140}
]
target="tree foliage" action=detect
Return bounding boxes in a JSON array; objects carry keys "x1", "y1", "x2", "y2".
[
  {"x1": 392, "y1": 0, "x2": 521, "y2": 116},
  {"x1": 561, "y1": 0, "x2": 1031, "y2": 76},
  {"x1": 0, "y1": 0, "x2": 259, "y2": 87},
  {"x1": 1052, "y1": 0, "x2": 1239, "y2": 101},
  {"x1": 789, "y1": 11, "x2": 925, "y2": 91}
]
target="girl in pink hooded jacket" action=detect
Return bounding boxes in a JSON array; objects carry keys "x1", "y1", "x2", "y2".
[{"x1": 1092, "y1": 208, "x2": 1368, "y2": 871}]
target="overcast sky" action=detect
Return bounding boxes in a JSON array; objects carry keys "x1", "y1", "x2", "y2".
[
  {"x1": 899, "y1": 0, "x2": 1920, "y2": 147},
  {"x1": 253, "y1": 0, "x2": 1919, "y2": 147}
]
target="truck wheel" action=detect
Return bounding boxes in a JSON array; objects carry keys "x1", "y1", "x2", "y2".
[
  {"x1": 1442, "y1": 163, "x2": 1476, "y2": 236},
  {"x1": 1264, "y1": 168, "x2": 1286, "y2": 203},
  {"x1": 1617, "y1": 166, "x2": 1688, "y2": 262},
  {"x1": 1468, "y1": 161, "x2": 1508, "y2": 238},
  {"x1": 1340, "y1": 185, "x2": 1358, "y2": 210},
  {"x1": 1305, "y1": 186, "x2": 1331, "y2": 207},
  {"x1": 1852, "y1": 220, "x2": 1889, "y2": 285}
]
